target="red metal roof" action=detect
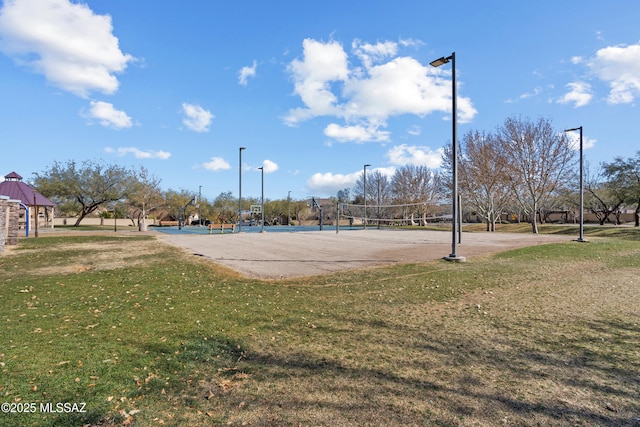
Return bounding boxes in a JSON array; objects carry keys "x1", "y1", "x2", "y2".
[
  {"x1": 5, "y1": 171, "x2": 22, "y2": 180},
  {"x1": 0, "y1": 171, "x2": 56, "y2": 207}
]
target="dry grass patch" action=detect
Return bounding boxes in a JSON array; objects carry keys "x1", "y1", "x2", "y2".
[
  {"x1": 0, "y1": 232, "x2": 638, "y2": 426},
  {"x1": 218, "y1": 240, "x2": 640, "y2": 426},
  {"x1": 2, "y1": 236, "x2": 165, "y2": 275}
]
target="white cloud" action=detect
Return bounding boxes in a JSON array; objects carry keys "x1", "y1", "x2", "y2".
[
  {"x1": 306, "y1": 166, "x2": 395, "y2": 196},
  {"x1": 306, "y1": 170, "x2": 362, "y2": 196},
  {"x1": 407, "y1": 125, "x2": 421, "y2": 136},
  {"x1": 386, "y1": 144, "x2": 443, "y2": 168},
  {"x1": 519, "y1": 87, "x2": 542, "y2": 100},
  {"x1": 285, "y1": 38, "x2": 349, "y2": 125},
  {"x1": 352, "y1": 39, "x2": 397, "y2": 69},
  {"x1": 84, "y1": 100, "x2": 132, "y2": 129},
  {"x1": 0, "y1": 0, "x2": 134, "y2": 98},
  {"x1": 181, "y1": 103, "x2": 213, "y2": 132},
  {"x1": 324, "y1": 123, "x2": 390, "y2": 143},
  {"x1": 202, "y1": 157, "x2": 231, "y2": 171},
  {"x1": 261, "y1": 159, "x2": 279, "y2": 173},
  {"x1": 373, "y1": 166, "x2": 397, "y2": 178},
  {"x1": 398, "y1": 38, "x2": 424, "y2": 48},
  {"x1": 105, "y1": 147, "x2": 170, "y2": 159},
  {"x1": 284, "y1": 38, "x2": 477, "y2": 143},
  {"x1": 558, "y1": 82, "x2": 593, "y2": 107},
  {"x1": 239, "y1": 60, "x2": 257, "y2": 86},
  {"x1": 564, "y1": 132, "x2": 596, "y2": 151},
  {"x1": 345, "y1": 57, "x2": 463, "y2": 118},
  {"x1": 589, "y1": 42, "x2": 640, "y2": 104}
]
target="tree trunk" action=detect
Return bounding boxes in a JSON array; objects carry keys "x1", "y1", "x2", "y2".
[
  {"x1": 73, "y1": 211, "x2": 89, "y2": 226},
  {"x1": 409, "y1": 213, "x2": 417, "y2": 226},
  {"x1": 531, "y1": 202, "x2": 539, "y2": 234},
  {"x1": 74, "y1": 201, "x2": 108, "y2": 226}
]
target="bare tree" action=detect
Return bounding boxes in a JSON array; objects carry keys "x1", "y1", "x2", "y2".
[
  {"x1": 125, "y1": 166, "x2": 164, "y2": 226},
  {"x1": 351, "y1": 170, "x2": 393, "y2": 225},
  {"x1": 451, "y1": 130, "x2": 512, "y2": 231},
  {"x1": 353, "y1": 171, "x2": 391, "y2": 203},
  {"x1": 390, "y1": 165, "x2": 442, "y2": 225},
  {"x1": 496, "y1": 116, "x2": 576, "y2": 233},
  {"x1": 336, "y1": 187, "x2": 351, "y2": 203}
]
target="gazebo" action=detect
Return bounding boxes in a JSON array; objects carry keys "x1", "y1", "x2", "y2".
[{"x1": 0, "y1": 171, "x2": 56, "y2": 234}]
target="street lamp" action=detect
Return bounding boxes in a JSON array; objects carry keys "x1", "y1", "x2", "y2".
[
  {"x1": 431, "y1": 51, "x2": 465, "y2": 262},
  {"x1": 238, "y1": 147, "x2": 245, "y2": 232},
  {"x1": 377, "y1": 176, "x2": 381, "y2": 230},
  {"x1": 32, "y1": 190, "x2": 38, "y2": 238},
  {"x1": 198, "y1": 185, "x2": 202, "y2": 226},
  {"x1": 112, "y1": 203, "x2": 117, "y2": 232},
  {"x1": 564, "y1": 126, "x2": 587, "y2": 242},
  {"x1": 363, "y1": 164, "x2": 371, "y2": 229},
  {"x1": 287, "y1": 190, "x2": 291, "y2": 226},
  {"x1": 258, "y1": 166, "x2": 265, "y2": 233}
]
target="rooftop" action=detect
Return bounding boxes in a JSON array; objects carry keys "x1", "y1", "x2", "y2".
[{"x1": 0, "y1": 171, "x2": 55, "y2": 207}]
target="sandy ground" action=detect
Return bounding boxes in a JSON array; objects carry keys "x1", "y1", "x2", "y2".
[{"x1": 157, "y1": 229, "x2": 569, "y2": 279}]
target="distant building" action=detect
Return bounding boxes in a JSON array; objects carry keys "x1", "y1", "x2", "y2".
[{"x1": 0, "y1": 171, "x2": 56, "y2": 231}]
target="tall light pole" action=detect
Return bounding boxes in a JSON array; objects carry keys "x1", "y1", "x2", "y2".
[
  {"x1": 377, "y1": 176, "x2": 381, "y2": 230},
  {"x1": 287, "y1": 190, "x2": 291, "y2": 226},
  {"x1": 238, "y1": 147, "x2": 245, "y2": 232},
  {"x1": 431, "y1": 51, "x2": 465, "y2": 262},
  {"x1": 198, "y1": 185, "x2": 202, "y2": 226},
  {"x1": 363, "y1": 164, "x2": 371, "y2": 230},
  {"x1": 258, "y1": 166, "x2": 265, "y2": 233},
  {"x1": 564, "y1": 126, "x2": 587, "y2": 242},
  {"x1": 32, "y1": 190, "x2": 38, "y2": 238}
]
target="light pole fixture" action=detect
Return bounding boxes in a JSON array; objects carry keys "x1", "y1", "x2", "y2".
[
  {"x1": 238, "y1": 147, "x2": 245, "y2": 232},
  {"x1": 431, "y1": 51, "x2": 465, "y2": 262},
  {"x1": 564, "y1": 126, "x2": 587, "y2": 242},
  {"x1": 363, "y1": 164, "x2": 371, "y2": 230},
  {"x1": 258, "y1": 166, "x2": 265, "y2": 233}
]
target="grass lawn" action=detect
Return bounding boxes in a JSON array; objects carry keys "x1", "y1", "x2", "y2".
[{"x1": 1, "y1": 226, "x2": 639, "y2": 426}]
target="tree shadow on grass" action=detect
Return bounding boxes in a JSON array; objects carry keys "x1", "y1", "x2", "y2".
[
  {"x1": 231, "y1": 315, "x2": 640, "y2": 426},
  {"x1": 106, "y1": 314, "x2": 640, "y2": 426}
]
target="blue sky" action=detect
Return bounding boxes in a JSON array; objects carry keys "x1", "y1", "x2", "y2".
[{"x1": 1, "y1": 0, "x2": 639, "y2": 201}]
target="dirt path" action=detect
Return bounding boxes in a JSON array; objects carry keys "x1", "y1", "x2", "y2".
[{"x1": 158, "y1": 229, "x2": 569, "y2": 279}]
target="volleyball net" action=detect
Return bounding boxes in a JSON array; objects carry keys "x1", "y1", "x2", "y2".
[{"x1": 339, "y1": 201, "x2": 450, "y2": 226}]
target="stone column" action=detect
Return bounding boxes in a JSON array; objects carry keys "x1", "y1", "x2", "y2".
[
  {"x1": 0, "y1": 196, "x2": 7, "y2": 253},
  {"x1": 6, "y1": 199, "x2": 20, "y2": 245}
]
